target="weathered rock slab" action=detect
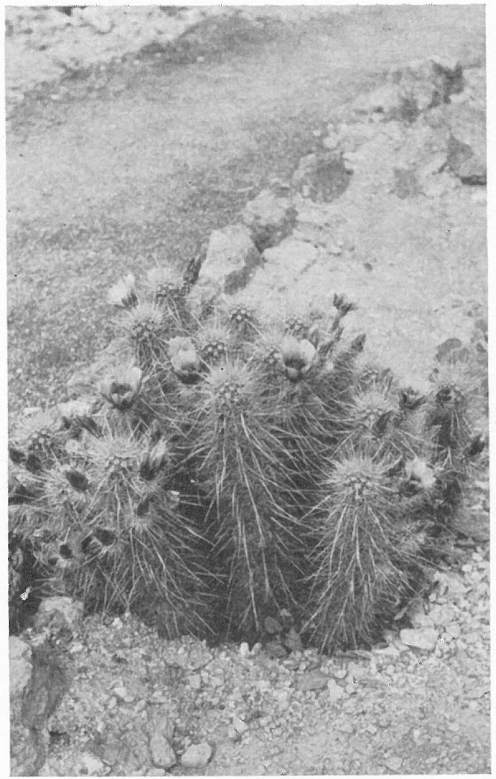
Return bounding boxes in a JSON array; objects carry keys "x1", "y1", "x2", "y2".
[
  {"x1": 292, "y1": 151, "x2": 352, "y2": 202},
  {"x1": 242, "y1": 188, "x2": 296, "y2": 250},
  {"x1": 199, "y1": 224, "x2": 262, "y2": 295}
]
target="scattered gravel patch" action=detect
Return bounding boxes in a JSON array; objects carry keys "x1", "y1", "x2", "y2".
[{"x1": 36, "y1": 546, "x2": 489, "y2": 775}]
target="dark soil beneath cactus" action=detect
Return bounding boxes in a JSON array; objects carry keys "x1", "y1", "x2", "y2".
[{"x1": 7, "y1": 6, "x2": 488, "y2": 777}]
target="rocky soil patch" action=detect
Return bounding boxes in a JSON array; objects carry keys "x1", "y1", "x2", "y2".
[{"x1": 10, "y1": 547, "x2": 489, "y2": 776}]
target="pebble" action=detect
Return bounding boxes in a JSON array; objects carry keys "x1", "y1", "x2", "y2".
[
  {"x1": 297, "y1": 671, "x2": 329, "y2": 691},
  {"x1": 188, "y1": 673, "x2": 202, "y2": 690},
  {"x1": 181, "y1": 742, "x2": 213, "y2": 769},
  {"x1": 384, "y1": 756, "x2": 403, "y2": 771},
  {"x1": 330, "y1": 666, "x2": 348, "y2": 679},
  {"x1": 445, "y1": 623, "x2": 461, "y2": 638},
  {"x1": 327, "y1": 679, "x2": 345, "y2": 703},
  {"x1": 232, "y1": 715, "x2": 248, "y2": 735},
  {"x1": 399, "y1": 628, "x2": 438, "y2": 651},
  {"x1": 149, "y1": 733, "x2": 176, "y2": 769},
  {"x1": 113, "y1": 685, "x2": 135, "y2": 704}
]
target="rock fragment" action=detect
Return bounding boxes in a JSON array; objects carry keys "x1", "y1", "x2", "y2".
[
  {"x1": 33, "y1": 596, "x2": 84, "y2": 634},
  {"x1": 242, "y1": 188, "x2": 296, "y2": 250},
  {"x1": 149, "y1": 732, "x2": 176, "y2": 769},
  {"x1": 180, "y1": 742, "x2": 213, "y2": 769},
  {"x1": 446, "y1": 103, "x2": 486, "y2": 184},
  {"x1": 292, "y1": 151, "x2": 352, "y2": 202},
  {"x1": 327, "y1": 678, "x2": 345, "y2": 703},
  {"x1": 10, "y1": 636, "x2": 33, "y2": 698},
  {"x1": 399, "y1": 627, "x2": 438, "y2": 650},
  {"x1": 298, "y1": 670, "x2": 329, "y2": 691},
  {"x1": 195, "y1": 224, "x2": 262, "y2": 305}
]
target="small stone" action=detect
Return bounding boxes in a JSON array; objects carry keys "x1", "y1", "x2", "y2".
[
  {"x1": 9, "y1": 636, "x2": 32, "y2": 698},
  {"x1": 265, "y1": 640, "x2": 287, "y2": 659},
  {"x1": 199, "y1": 224, "x2": 262, "y2": 296},
  {"x1": 284, "y1": 627, "x2": 303, "y2": 653},
  {"x1": 330, "y1": 666, "x2": 348, "y2": 680},
  {"x1": 264, "y1": 616, "x2": 282, "y2": 634},
  {"x1": 232, "y1": 716, "x2": 248, "y2": 735},
  {"x1": 297, "y1": 670, "x2": 329, "y2": 691},
  {"x1": 149, "y1": 732, "x2": 176, "y2": 769},
  {"x1": 239, "y1": 642, "x2": 250, "y2": 658},
  {"x1": 384, "y1": 756, "x2": 403, "y2": 771},
  {"x1": 69, "y1": 641, "x2": 85, "y2": 654},
  {"x1": 242, "y1": 189, "x2": 296, "y2": 250},
  {"x1": 113, "y1": 685, "x2": 135, "y2": 704},
  {"x1": 33, "y1": 596, "x2": 84, "y2": 632},
  {"x1": 100, "y1": 739, "x2": 124, "y2": 767},
  {"x1": 188, "y1": 673, "x2": 201, "y2": 690},
  {"x1": 78, "y1": 752, "x2": 107, "y2": 775},
  {"x1": 445, "y1": 623, "x2": 461, "y2": 639},
  {"x1": 81, "y1": 6, "x2": 114, "y2": 33},
  {"x1": 399, "y1": 627, "x2": 438, "y2": 651},
  {"x1": 327, "y1": 679, "x2": 345, "y2": 703},
  {"x1": 180, "y1": 742, "x2": 213, "y2": 769}
]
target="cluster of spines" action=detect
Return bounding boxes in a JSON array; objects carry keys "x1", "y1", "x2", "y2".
[{"x1": 8, "y1": 267, "x2": 484, "y2": 651}]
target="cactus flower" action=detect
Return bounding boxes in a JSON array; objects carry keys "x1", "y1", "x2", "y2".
[
  {"x1": 100, "y1": 366, "x2": 143, "y2": 410},
  {"x1": 280, "y1": 336, "x2": 316, "y2": 380},
  {"x1": 107, "y1": 273, "x2": 138, "y2": 308},
  {"x1": 169, "y1": 337, "x2": 200, "y2": 382},
  {"x1": 405, "y1": 456, "x2": 436, "y2": 490}
]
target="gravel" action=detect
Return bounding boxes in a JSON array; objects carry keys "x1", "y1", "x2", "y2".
[{"x1": 33, "y1": 545, "x2": 489, "y2": 775}]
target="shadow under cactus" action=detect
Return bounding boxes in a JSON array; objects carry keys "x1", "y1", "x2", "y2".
[{"x1": 8, "y1": 264, "x2": 486, "y2": 650}]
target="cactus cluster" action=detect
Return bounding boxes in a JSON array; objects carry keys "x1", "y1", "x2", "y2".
[{"x1": 8, "y1": 265, "x2": 485, "y2": 651}]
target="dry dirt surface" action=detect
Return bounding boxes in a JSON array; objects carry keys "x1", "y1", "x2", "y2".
[
  {"x1": 7, "y1": 5, "x2": 484, "y2": 415},
  {"x1": 20, "y1": 551, "x2": 490, "y2": 776},
  {"x1": 7, "y1": 6, "x2": 488, "y2": 777}
]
